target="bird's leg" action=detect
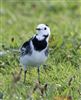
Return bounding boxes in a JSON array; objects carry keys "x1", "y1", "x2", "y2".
[
  {"x1": 37, "y1": 66, "x2": 40, "y2": 83},
  {"x1": 20, "y1": 68, "x2": 23, "y2": 73},
  {"x1": 24, "y1": 70, "x2": 27, "y2": 83}
]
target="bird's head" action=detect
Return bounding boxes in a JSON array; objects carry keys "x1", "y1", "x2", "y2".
[{"x1": 36, "y1": 24, "x2": 50, "y2": 41}]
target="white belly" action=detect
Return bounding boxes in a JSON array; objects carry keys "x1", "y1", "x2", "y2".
[{"x1": 20, "y1": 49, "x2": 47, "y2": 67}]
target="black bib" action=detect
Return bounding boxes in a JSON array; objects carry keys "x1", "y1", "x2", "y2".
[{"x1": 32, "y1": 37, "x2": 47, "y2": 51}]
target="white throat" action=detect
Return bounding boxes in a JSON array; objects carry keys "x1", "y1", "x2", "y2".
[
  {"x1": 35, "y1": 34, "x2": 49, "y2": 43},
  {"x1": 36, "y1": 34, "x2": 44, "y2": 41}
]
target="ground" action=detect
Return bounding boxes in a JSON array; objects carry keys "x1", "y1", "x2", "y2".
[{"x1": 0, "y1": 0, "x2": 81, "y2": 100}]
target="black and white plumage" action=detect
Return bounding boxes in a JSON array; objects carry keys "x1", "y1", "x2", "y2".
[{"x1": 20, "y1": 24, "x2": 50, "y2": 83}]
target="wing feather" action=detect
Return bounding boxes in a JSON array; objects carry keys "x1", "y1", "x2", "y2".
[{"x1": 20, "y1": 39, "x2": 32, "y2": 56}]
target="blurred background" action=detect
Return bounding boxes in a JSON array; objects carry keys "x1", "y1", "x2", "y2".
[
  {"x1": 0, "y1": 0, "x2": 81, "y2": 49},
  {"x1": 0, "y1": 0, "x2": 81, "y2": 100}
]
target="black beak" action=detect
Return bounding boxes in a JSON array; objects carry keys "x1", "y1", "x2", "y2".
[{"x1": 36, "y1": 28, "x2": 41, "y2": 31}]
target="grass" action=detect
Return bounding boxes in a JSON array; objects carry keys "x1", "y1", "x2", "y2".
[{"x1": 0, "y1": 0, "x2": 81, "y2": 100}]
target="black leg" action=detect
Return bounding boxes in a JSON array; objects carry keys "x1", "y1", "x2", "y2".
[
  {"x1": 37, "y1": 66, "x2": 40, "y2": 83},
  {"x1": 24, "y1": 70, "x2": 27, "y2": 83},
  {"x1": 20, "y1": 67, "x2": 23, "y2": 72}
]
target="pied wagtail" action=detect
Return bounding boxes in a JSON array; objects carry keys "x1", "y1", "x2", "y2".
[{"x1": 20, "y1": 24, "x2": 50, "y2": 83}]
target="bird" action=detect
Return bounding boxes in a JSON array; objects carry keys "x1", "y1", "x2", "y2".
[{"x1": 20, "y1": 24, "x2": 50, "y2": 83}]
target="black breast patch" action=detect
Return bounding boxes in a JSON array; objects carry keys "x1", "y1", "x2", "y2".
[{"x1": 32, "y1": 37, "x2": 47, "y2": 51}]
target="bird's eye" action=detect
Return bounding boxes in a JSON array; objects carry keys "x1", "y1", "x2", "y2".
[{"x1": 44, "y1": 27, "x2": 47, "y2": 30}]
